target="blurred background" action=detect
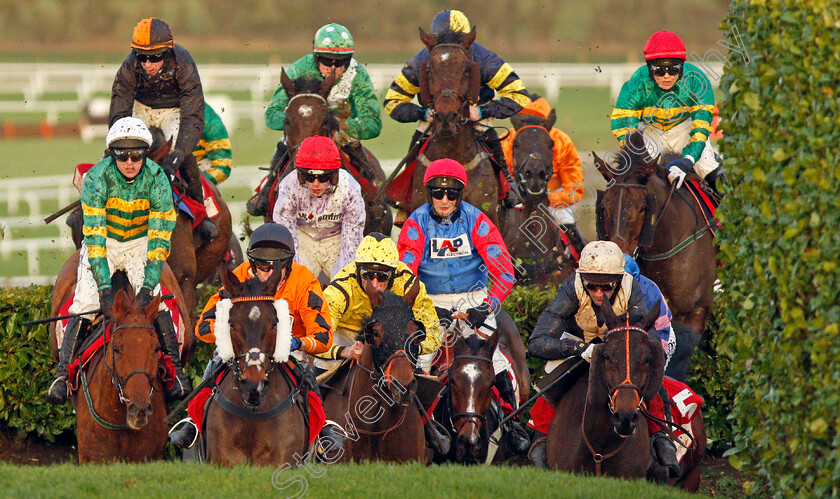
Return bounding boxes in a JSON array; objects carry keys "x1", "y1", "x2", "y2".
[{"x1": 0, "y1": 0, "x2": 731, "y2": 285}]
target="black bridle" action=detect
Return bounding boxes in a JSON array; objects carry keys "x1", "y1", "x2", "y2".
[
  {"x1": 448, "y1": 353, "x2": 494, "y2": 431},
  {"x1": 105, "y1": 322, "x2": 159, "y2": 406},
  {"x1": 512, "y1": 125, "x2": 554, "y2": 197}
]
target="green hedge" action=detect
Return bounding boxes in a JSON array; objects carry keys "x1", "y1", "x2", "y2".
[{"x1": 718, "y1": 2, "x2": 840, "y2": 496}]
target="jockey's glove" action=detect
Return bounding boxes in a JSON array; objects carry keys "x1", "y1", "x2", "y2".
[
  {"x1": 290, "y1": 336, "x2": 302, "y2": 352},
  {"x1": 162, "y1": 149, "x2": 185, "y2": 177},
  {"x1": 666, "y1": 158, "x2": 693, "y2": 189},
  {"x1": 98, "y1": 287, "x2": 115, "y2": 314},
  {"x1": 465, "y1": 302, "x2": 493, "y2": 329},
  {"x1": 423, "y1": 107, "x2": 435, "y2": 123},
  {"x1": 580, "y1": 344, "x2": 595, "y2": 363},
  {"x1": 136, "y1": 286, "x2": 155, "y2": 309},
  {"x1": 469, "y1": 105, "x2": 482, "y2": 122}
]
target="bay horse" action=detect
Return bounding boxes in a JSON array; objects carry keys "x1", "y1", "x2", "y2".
[
  {"x1": 272, "y1": 69, "x2": 393, "y2": 235},
  {"x1": 433, "y1": 309, "x2": 530, "y2": 464},
  {"x1": 501, "y1": 110, "x2": 576, "y2": 286},
  {"x1": 321, "y1": 282, "x2": 426, "y2": 463},
  {"x1": 66, "y1": 136, "x2": 233, "y2": 327},
  {"x1": 49, "y1": 269, "x2": 179, "y2": 463},
  {"x1": 546, "y1": 302, "x2": 705, "y2": 492},
  {"x1": 411, "y1": 28, "x2": 500, "y2": 226},
  {"x1": 593, "y1": 130, "x2": 716, "y2": 339},
  {"x1": 203, "y1": 264, "x2": 310, "y2": 466}
]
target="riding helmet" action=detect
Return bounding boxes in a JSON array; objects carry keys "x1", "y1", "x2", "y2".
[
  {"x1": 430, "y1": 9, "x2": 471, "y2": 35},
  {"x1": 106, "y1": 117, "x2": 153, "y2": 149},
  {"x1": 130, "y1": 17, "x2": 174, "y2": 55},
  {"x1": 643, "y1": 31, "x2": 686, "y2": 61},
  {"x1": 577, "y1": 241, "x2": 625, "y2": 283},
  {"x1": 313, "y1": 23, "x2": 354, "y2": 59},
  {"x1": 356, "y1": 233, "x2": 400, "y2": 271},
  {"x1": 248, "y1": 223, "x2": 295, "y2": 272}
]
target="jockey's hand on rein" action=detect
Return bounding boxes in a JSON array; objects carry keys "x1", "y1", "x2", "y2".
[
  {"x1": 98, "y1": 288, "x2": 116, "y2": 314},
  {"x1": 465, "y1": 303, "x2": 492, "y2": 329},
  {"x1": 290, "y1": 337, "x2": 302, "y2": 352},
  {"x1": 666, "y1": 158, "x2": 693, "y2": 189},
  {"x1": 136, "y1": 286, "x2": 155, "y2": 309},
  {"x1": 162, "y1": 150, "x2": 185, "y2": 177}
]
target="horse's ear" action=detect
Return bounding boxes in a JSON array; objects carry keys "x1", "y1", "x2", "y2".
[
  {"x1": 640, "y1": 304, "x2": 660, "y2": 333},
  {"x1": 220, "y1": 263, "x2": 243, "y2": 298},
  {"x1": 281, "y1": 67, "x2": 295, "y2": 97},
  {"x1": 144, "y1": 294, "x2": 162, "y2": 322},
  {"x1": 403, "y1": 278, "x2": 421, "y2": 308},
  {"x1": 593, "y1": 152, "x2": 613, "y2": 182},
  {"x1": 643, "y1": 339, "x2": 665, "y2": 401},
  {"x1": 463, "y1": 27, "x2": 477, "y2": 49},
  {"x1": 546, "y1": 109, "x2": 557, "y2": 130},
  {"x1": 319, "y1": 70, "x2": 336, "y2": 99},
  {"x1": 112, "y1": 288, "x2": 131, "y2": 321},
  {"x1": 594, "y1": 299, "x2": 619, "y2": 329},
  {"x1": 364, "y1": 279, "x2": 383, "y2": 310},
  {"x1": 484, "y1": 326, "x2": 500, "y2": 355},
  {"x1": 263, "y1": 262, "x2": 286, "y2": 295},
  {"x1": 149, "y1": 136, "x2": 171, "y2": 164},
  {"x1": 419, "y1": 28, "x2": 436, "y2": 51}
]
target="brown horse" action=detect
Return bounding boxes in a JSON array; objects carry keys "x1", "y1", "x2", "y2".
[
  {"x1": 546, "y1": 302, "x2": 705, "y2": 491},
  {"x1": 501, "y1": 111, "x2": 576, "y2": 286},
  {"x1": 48, "y1": 269, "x2": 174, "y2": 463},
  {"x1": 274, "y1": 69, "x2": 393, "y2": 235},
  {"x1": 203, "y1": 264, "x2": 310, "y2": 466},
  {"x1": 411, "y1": 28, "x2": 500, "y2": 226},
  {"x1": 66, "y1": 139, "x2": 233, "y2": 326},
  {"x1": 321, "y1": 282, "x2": 425, "y2": 463},
  {"x1": 594, "y1": 130, "x2": 716, "y2": 338}
]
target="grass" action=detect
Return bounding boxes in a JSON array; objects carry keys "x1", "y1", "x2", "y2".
[{"x1": 0, "y1": 461, "x2": 695, "y2": 498}]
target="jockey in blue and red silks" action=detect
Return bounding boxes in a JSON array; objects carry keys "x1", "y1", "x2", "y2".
[{"x1": 397, "y1": 158, "x2": 529, "y2": 453}]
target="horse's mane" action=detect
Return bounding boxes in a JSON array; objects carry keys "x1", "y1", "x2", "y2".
[
  {"x1": 614, "y1": 130, "x2": 668, "y2": 184},
  {"x1": 364, "y1": 291, "x2": 417, "y2": 366}
]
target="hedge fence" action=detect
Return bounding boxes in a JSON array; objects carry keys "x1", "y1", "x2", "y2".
[
  {"x1": 1, "y1": 283, "x2": 733, "y2": 447},
  {"x1": 717, "y1": 1, "x2": 840, "y2": 496}
]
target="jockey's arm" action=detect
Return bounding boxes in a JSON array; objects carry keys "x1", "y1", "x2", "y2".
[
  {"x1": 293, "y1": 277, "x2": 333, "y2": 356},
  {"x1": 383, "y1": 51, "x2": 428, "y2": 123},
  {"x1": 680, "y1": 68, "x2": 716, "y2": 164},
  {"x1": 143, "y1": 168, "x2": 177, "y2": 291},
  {"x1": 473, "y1": 47, "x2": 530, "y2": 119},
  {"x1": 173, "y1": 56, "x2": 205, "y2": 156},
  {"x1": 547, "y1": 128, "x2": 584, "y2": 209},
  {"x1": 79, "y1": 163, "x2": 113, "y2": 291},
  {"x1": 316, "y1": 279, "x2": 352, "y2": 360},
  {"x1": 346, "y1": 67, "x2": 382, "y2": 140},
  {"x1": 264, "y1": 84, "x2": 290, "y2": 131},
  {"x1": 528, "y1": 279, "x2": 582, "y2": 360},
  {"x1": 272, "y1": 176, "x2": 302, "y2": 257},
  {"x1": 397, "y1": 216, "x2": 426, "y2": 275},
  {"x1": 610, "y1": 78, "x2": 645, "y2": 146},
  {"x1": 333, "y1": 179, "x2": 366, "y2": 276},
  {"x1": 195, "y1": 287, "x2": 226, "y2": 344},
  {"x1": 470, "y1": 212, "x2": 515, "y2": 310},
  {"x1": 108, "y1": 59, "x2": 139, "y2": 127},
  {"x1": 194, "y1": 103, "x2": 232, "y2": 185}
]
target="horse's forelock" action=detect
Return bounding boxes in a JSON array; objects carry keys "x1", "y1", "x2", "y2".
[
  {"x1": 434, "y1": 30, "x2": 469, "y2": 46},
  {"x1": 292, "y1": 76, "x2": 325, "y2": 95}
]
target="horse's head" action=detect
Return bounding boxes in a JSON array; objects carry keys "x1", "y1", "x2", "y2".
[
  {"x1": 360, "y1": 281, "x2": 425, "y2": 406},
  {"x1": 591, "y1": 301, "x2": 663, "y2": 438},
  {"x1": 594, "y1": 131, "x2": 662, "y2": 254},
  {"x1": 217, "y1": 262, "x2": 290, "y2": 407},
  {"x1": 510, "y1": 114, "x2": 556, "y2": 200},
  {"x1": 418, "y1": 27, "x2": 480, "y2": 137},
  {"x1": 107, "y1": 285, "x2": 162, "y2": 430},
  {"x1": 448, "y1": 327, "x2": 499, "y2": 463},
  {"x1": 280, "y1": 68, "x2": 338, "y2": 153}
]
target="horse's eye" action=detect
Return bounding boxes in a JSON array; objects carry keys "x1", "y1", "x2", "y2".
[
  {"x1": 644, "y1": 356, "x2": 653, "y2": 365},
  {"x1": 539, "y1": 170, "x2": 548, "y2": 180},
  {"x1": 112, "y1": 346, "x2": 120, "y2": 355},
  {"x1": 525, "y1": 170, "x2": 532, "y2": 178},
  {"x1": 601, "y1": 353, "x2": 611, "y2": 362}
]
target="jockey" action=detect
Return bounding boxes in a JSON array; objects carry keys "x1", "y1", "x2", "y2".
[
  {"x1": 501, "y1": 93, "x2": 587, "y2": 256},
  {"x1": 525, "y1": 241, "x2": 680, "y2": 477},
  {"x1": 193, "y1": 102, "x2": 232, "y2": 185},
  {"x1": 264, "y1": 23, "x2": 382, "y2": 178},
  {"x1": 624, "y1": 254, "x2": 676, "y2": 366},
  {"x1": 272, "y1": 136, "x2": 366, "y2": 284},
  {"x1": 170, "y1": 222, "x2": 341, "y2": 449},
  {"x1": 397, "y1": 158, "x2": 529, "y2": 454},
  {"x1": 611, "y1": 31, "x2": 723, "y2": 197},
  {"x1": 383, "y1": 9, "x2": 531, "y2": 218},
  {"x1": 46, "y1": 117, "x2": 191, "y2": 405},
  {"x1": 317, "y1": 232, "x2": 441, "y2": 372},
  {"x1": 109, "y1": 17, "x2": 220, "y2": 242}
]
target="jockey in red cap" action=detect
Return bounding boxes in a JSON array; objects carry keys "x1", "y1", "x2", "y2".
[
  {"x1": 611, "y1": 31, "x2": 724, "y2": 198},
  {"x1": 272, "y1": 136, "x2": 365, "y2": 286}
]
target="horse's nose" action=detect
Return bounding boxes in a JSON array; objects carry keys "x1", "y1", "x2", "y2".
[
  {"x1": 126, "y1": 401, "x2": 152, "y2": 430},
  {"x1": 611, "y1": 410, "x2": 639, "y2": 437},
  {"x1": 394, "y1": 378, "x2": 417, "y2": 406}
]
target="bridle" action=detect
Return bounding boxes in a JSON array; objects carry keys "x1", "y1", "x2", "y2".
[
  {"x1": 283, "y1": 92, "x2": 336, "y2": 144},
  {"x1": 425, "y1": 43, "x2": 473, "y2": 127},
  {"x1": 105, "y1": 322, "x2": 159, "y2": 406}
]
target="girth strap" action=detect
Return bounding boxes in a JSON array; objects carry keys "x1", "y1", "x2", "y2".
[{"x1": 212, "y1": 384, "x2": 300, "y2": 422}]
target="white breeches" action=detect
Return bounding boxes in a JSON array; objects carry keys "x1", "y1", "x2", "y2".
[
  {"x1": 133, "y1": 101, "x2": 180, "y2": 146},
  {"x1": 296, "y1": 231, "x2": 341, "y2": 282},
  {"x1": 638, "y1": 120, "x2": 720, "y2": 178}
]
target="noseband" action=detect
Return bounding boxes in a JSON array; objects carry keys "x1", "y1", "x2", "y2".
[{"x1": 448, "y1": 353, "x2": 494, "y2": 431}]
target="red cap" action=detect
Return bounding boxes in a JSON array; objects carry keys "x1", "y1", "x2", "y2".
[
  {"x1": 294, "y1": 136, "x2": 341, "y2": 171},
  {"x1": 423, "y1": 158, "x2": 467, "y2": 188},
  {"x1": 644, "y1": 31, "x2": 686, "y2": 61}
]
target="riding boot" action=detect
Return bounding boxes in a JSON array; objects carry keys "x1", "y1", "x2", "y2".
[
  {"x1": 481, "y1": 128, "x2": 521, "y2": 208},
  {"x1": 154, "y1": 311, "x2": 193, "y2": 400},
  {"x1": 703, "y1": 167, "x2": 726, "y2": 200},
  {"x1": 46, "y1": 317, "x2": 90, "y2": 404},
  {"x1": 340, "y1": 141, "x2": 371, "y2": 180},
  {"x1": 424, "y1": 416, "x2": 452, "y2": 456},
  {"x1": 182, "y1": 162, "x2": 220, "y2": 244},
  {"x1": 528, "y1": 432, "x2": 548, "y2": 469},
  {"x1": 494, "y1": 371, "x2": 530, "y2": 454},
  {"x1": 302, "y1": 364, "x2": 346, "y2": 456},
  {"x1": 559, "y1": 223, "x2": 587, "y2": 258},
  {"x1": 651, "y1": 430, "x2": 682, "y2": 479},
  {"x1": 169, "y1": 355, "x2": 223, "y2": 449}
]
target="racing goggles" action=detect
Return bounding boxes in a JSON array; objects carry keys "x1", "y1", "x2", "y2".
[
  {"x1": 135, "y1": 52, "x2": 166, "y2": 63},
  {"x1": 112, "y1": 148, "x2": 147, "y2": 162},
  {"x1": 317, "y1": 56, "x2": 350, "y2": 68},
  {"x1": 429, "y1": 187, "x2": 463, "y2": 201},
  {"x1": 582, "y1": 279, "x2": 619, "y2": 292},
  {"x1": 361, "y1": 268, "x2": 393, "y2": 282},
  {"x1": 649, "y1": 63, "x2": 683, "y2": 77},
  {"x1": 299, "y1": 169, "x2": 335, "y2": 183}
]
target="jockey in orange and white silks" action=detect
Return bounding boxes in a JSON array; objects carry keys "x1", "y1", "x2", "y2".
[{"x1": 272, "y1": 136, "x2": 365, "y2": 281}]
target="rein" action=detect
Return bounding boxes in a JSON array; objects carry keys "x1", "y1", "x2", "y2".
[
  {"x1": 344, "y1": 355, "x2": 409, "y2": 438},
  {"x1": 448, "y1": 353, "x2": 494, "y2": 431}
]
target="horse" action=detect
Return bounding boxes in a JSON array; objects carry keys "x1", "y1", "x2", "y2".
[
  {"x1": 66, "y1": 136, "x2": 233, "y2": 327},
  {"x1": 433, "y1": 309, "x2": 530, "y2": 464},
  {"x1": 48, "y1": 269, "x2": 177, "y2": 463},
  {"x1": 202, "y1": 264, "x2": 310, "y2": 466},
  {"x1": 411, "y1": 28, "x2": 500, "y2": 226},
  {"x1": 272, "y1": 69, "x2": 393, "y2": 235},
  {"x1": 501, "y1": 109, "x2": 576, "y2": 286},
  {"x1": 545, "y1": 302, "x2": 706, "y2": 491},
  {"x1": 321, "y1": 281, "x2": 426, "y2": 463},
  {"x1": 593, "y1": 130, "x2": 716, "y2": 340}
]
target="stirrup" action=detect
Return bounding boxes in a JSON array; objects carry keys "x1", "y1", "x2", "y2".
[
  {"x1": 169, "y1": 417, "x2": 199, "y2": 449},
  {"x1": 317, "y1": 420, "x2": 347, "y2": 456},
  {"x1": 46, "y1": 376, "x2": 69, "y2": 405}
]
